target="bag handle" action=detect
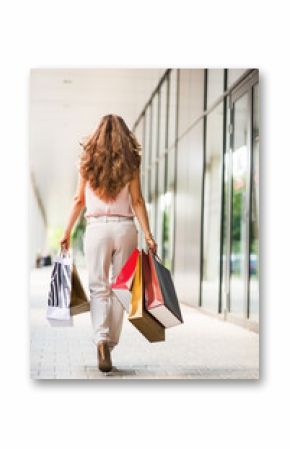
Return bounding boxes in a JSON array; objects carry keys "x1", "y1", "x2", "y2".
[
  {"x1": 147, "y1": 247, "x2": 162, "y2": 263},
  {"x1": 59, "y1": 245, "x2": 70, "y2": 258}
]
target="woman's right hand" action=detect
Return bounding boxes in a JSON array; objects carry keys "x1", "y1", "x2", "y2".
[{"x1": 145, "y1": 235, "x2": 158, "y2": 254}]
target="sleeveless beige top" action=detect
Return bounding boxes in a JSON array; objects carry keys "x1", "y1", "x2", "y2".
[{"x1": 84, "y1": 181, "x2": 135, "y2": 218}]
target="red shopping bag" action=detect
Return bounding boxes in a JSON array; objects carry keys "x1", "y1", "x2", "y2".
[
  {"x1": 110, "y1": 248, "x2": 139, "y2": 312},
  {"x1": 142, "y1": 250, "x2": 163, "y2": 308}
]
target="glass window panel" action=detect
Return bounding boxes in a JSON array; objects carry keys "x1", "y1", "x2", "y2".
[
  {"x1": 178, "y1": 69, "x2": 204, "y2": 138},
  {"x1": 207, "y1": 69, "x2": 224, "y2": 108},
  {"x1": 221, "y1": 96, "x2": 231, "y2": 311},
  {"x1": 174, "y1": 122, "x2": 203, "y2": 305},
  {"x1": 151, "y1": 187, "x2": 157, "y2": 236},
  {"x1": 163, "y1": 147, "x2": 175, "y2": 270},
  {"x1": 151, "y1": 161, "x2": 156, "y2": 197},
  {"x1": 230, "y1": 93, "x2": 249, "y2": 316},
  {"x1": 201, "y1": 103, "x2": 224, "y2": 312},
  {"x1": 168, "y1": 69, "x2": 177, "y2": 149},
  {"x1": 156, "y1": 155, "x2": 165, "y2": 254},
  {"x1": 143, "y1": 108, "x2": 151, "y2": 202},
  {"x1": 140, "y1": 114, "x2": 145, "y2": 160},
  {"x1": 151, "y1": 94, "x2": 158, "y2": 165},
  {"x1": 134, "y1": 117, "x2": 143, "y2": 148},
  {"x1": 150, "y1": 95, "x2": 158, "y2": 203},
  {"x1": 136, "y1": 115, "x2": 144, "y2": 182},
  {"x1": 167, "y1": 146, "x2": 175, "y2": 192},
  {"x1": 158, "y1": 153, "x2": 165, "y2": 195},
  {"x1": 227, "y1": 69, "x2": 247, "y2": 88},
  {"x1": 150, "y1": 159, "x2": 157, "y2": 237},
  {"x1": 159, "y1": 78, "x2": 168, "y2": 153},
  {"x1": 249, "y1": 84, "x2": 259, "y2": 322}
]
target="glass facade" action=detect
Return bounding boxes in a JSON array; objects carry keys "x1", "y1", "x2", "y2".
[
  {"x1": 249, "y1": 84, "x2": 259, "y2": 322},
  {"x1": 201, "y1": 101, "x2": 224, "y2": 312},
  {"x1": 229, "y1": 92, "x2": 249, "y2": 316},
  {"x1": 133, "y1": 68, "x2": 259, "y2": 331}
]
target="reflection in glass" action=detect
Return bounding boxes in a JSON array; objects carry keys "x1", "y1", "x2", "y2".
[
  {"x1": 230, "y1": 93, "x2": 249, "y2": 316},
  {"x1": 249, "y1": 84, "x2": 259, "y2": 321},
  {"x1": 201, "y1": 103, "x2": 223, "y2": 312}
]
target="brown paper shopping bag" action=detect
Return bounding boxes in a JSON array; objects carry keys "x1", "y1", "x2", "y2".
[
  {"x1": 70, "y1": 263, "x2": 90, "y2": 316},
  {"x1": 128, "y1": 250, "x2": 165, "y2": 342}
]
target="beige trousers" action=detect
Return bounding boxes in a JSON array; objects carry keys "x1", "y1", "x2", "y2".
[{"x1": 83, "y1": 216, "x2": 138, "y2": 350}]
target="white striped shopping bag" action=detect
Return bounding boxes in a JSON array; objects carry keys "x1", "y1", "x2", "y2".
[{"x1": 47, "y1": 249, "x2": 73, "y2": 325}]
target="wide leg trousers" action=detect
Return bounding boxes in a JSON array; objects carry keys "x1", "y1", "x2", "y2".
[{"x1": 83, "y1": 216, "x2": 138, "y2": 351}]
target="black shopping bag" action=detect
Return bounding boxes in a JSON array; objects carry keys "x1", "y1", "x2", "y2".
[{"x1": 149, "y1": 251, "x2": 183, "y2": 327}]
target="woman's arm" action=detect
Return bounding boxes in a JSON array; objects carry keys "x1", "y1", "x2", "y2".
[
  {"x1": 129, "y1": 168, "x2": 157, "y2": 253},
  {"x1": 59, "y1": 172, "x2": 86, "y2": 250}
]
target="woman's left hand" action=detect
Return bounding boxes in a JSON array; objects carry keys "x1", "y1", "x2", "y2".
[{"x1": 59, "y1": 232, "x2": 71, "y2": 251}]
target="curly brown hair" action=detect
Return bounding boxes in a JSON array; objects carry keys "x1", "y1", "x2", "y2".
[{"x1": 79, "y1": 114, "x2": 142, "y2": 202}]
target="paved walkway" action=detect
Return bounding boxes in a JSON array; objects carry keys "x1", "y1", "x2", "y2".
[{"x1": 30, "y1": 266, "x2": 259, "y2": 380}]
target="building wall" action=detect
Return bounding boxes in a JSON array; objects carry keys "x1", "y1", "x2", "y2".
[{"x1": 133, "y1": 68, "x2": 259, "y2": 330}]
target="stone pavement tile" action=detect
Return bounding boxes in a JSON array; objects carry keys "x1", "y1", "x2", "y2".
[
  {"x1": 68, "y1": 368, "x2": 89, "y2": 380},
  {"x1": 54, "y1": 371, "x2": 72, "y2": 380},
  {"x1": 37, "y1": 368, "x2": 56, "y2": 380}
]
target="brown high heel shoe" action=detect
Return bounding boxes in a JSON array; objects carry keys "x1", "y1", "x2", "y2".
[{"x1": 97, "y1": 341, "x2": 112, "y2": 373}]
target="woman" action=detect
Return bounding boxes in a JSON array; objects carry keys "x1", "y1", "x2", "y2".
[{"x1": 59, "y1": 114, "x2": 157, "y2": 373}]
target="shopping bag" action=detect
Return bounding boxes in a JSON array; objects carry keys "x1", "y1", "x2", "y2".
[
  {"x1": 70, "y1": 263, "x2": 90, "y2": 316},
  {"x1": 47, "y1": 249, "x2": 90, "y2": 325},
  {"x1": 47, "y1": 250, "x2": 72, "y2": 324},
  {"x1": 110, "y1": 248, "x2": 139, "y2": 312},
  {"x1": 128, "y1": 250, "x2": 165, "y2": 342},
  {"x1": 145, "y1": 250, "x2": 183, "y2": 327}
]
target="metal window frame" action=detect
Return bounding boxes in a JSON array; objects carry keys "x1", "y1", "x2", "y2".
[
  {"x1": 200, "y1": 69, "x2": 226, "y2": 313},
  {"x1": 226, "y1": 100, "x2": 234, "y2": 314},
  {"x1": 246, "y1": 86, "x2": 254, "y2": 319},
  {"x1": 247, "y1": 78, "x2": 259, "y2": 320},
  {"x1": 140, "y1": 112, "x2": 146, "y2": 248},
  {"x1": 228, "y1": 91, "x2": 251, "y2": 319},
  {"x1": 199, "y1": 68, "x2": 207, "y2": 307},
  {"x1": 132, "y1": 69, "x2": 171, "y2": 131},
  {"x1": 218, "y1": 69, "x2": 228, "y2": 314},
  {"x1": 227, "y1": 69, "x2": 259, "y2": 322},
  {"x1": 171, "y1": 69, "x2": 180, "y2": 276},
  {"x1": 248, "y1": 82, "x2": 259, "y2": 321},
  {"x1": 148, "y1": 101, "x2": 153, "y2": 204}
]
